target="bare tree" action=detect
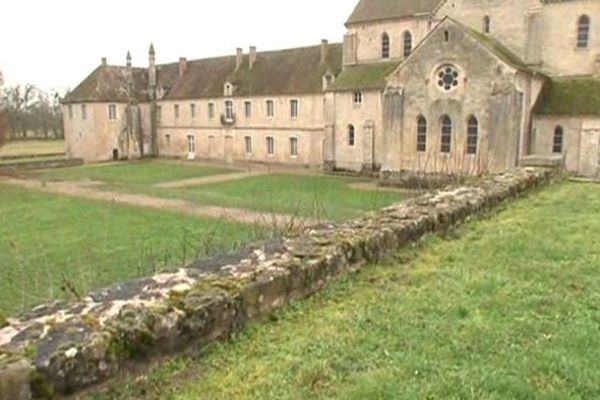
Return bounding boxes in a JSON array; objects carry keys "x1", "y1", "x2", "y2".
[{"x1": 0, "y1": 110, "x2": 8, "y2": 149}]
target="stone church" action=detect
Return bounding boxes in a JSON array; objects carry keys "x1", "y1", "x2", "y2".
[{"x1": 63, "y1": 0, "x2": 600, "y2": 177}]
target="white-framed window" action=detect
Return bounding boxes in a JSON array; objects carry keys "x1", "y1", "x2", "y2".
[
  {"x1": 208, "y1": 102, "x2": 215, "y2": 119},
  {"x1": 266, "y1": 136, "x2": 275, "y2": 155},
  {"x1": 225, "y1": 100, "x2": 234, "y2": 120},
  {"x1": 190, "y1": 103, "x2": 196, "y2": 119},
  {"x1": 245, "y1": 136, "x2": 252, "y2": 154},
  {"x1": 81, "y1": 104, "x2": 87, "y2": 120},
  {"x1": 68, "y1": 105, "x2": 73, "y2": 119},
  {"x1": 290, "y1": 99, "x2": 299, "y2": 119},
  {"x1": 244, "y1": 101, "x2": 252, "y2": 118},
  {"x1": 348, "y1": 124, "x2": 356, "y2": 146},
  {"x1": 174, "y1": 104, "x2": 180, "y2": 119},
  {"x1": 353, "y1": 91, "x2": 363, "y2": 105},
  {"x1": 266, "y1": 100, "x2": 274, "y2": 118},
  {"x1": 290, "y1": 137, "x2": 298, "y2": 157},
  {"x1": 165, "y1": 134, "x2": 171, "y2": 147},
  {"x1": 108, "y1": 104, "x2": 117, "y2": 120}
]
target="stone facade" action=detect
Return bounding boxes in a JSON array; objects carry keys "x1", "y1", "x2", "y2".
[
  {"x1": 63, "y1": 0, "x2": 600, "y2": 177},
  {"x1": 0, "y1": 168, "x2": 555, "y2": 399}
]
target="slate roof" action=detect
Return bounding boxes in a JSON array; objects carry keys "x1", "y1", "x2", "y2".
[
  {"x1": 534, "y1": 78, "x2": 600, "y2": 117},
  {"x1": 64, "y1": 43, "x2": 343, "y2": 104},
  {"x1": 346, "y1": 0, "x2": 442, "y2": 25},
  {"x1": 63, "y1": 66, "x2": 151, "y2": 104}
]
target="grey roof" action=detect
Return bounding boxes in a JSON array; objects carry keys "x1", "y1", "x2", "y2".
[{"x1": 346, "y1": 0, "x2": 442, "y2": 25}]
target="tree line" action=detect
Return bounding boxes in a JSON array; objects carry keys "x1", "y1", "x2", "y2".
[{"x1": 0, "y1": 84, "x2": 66, "y2": 141}]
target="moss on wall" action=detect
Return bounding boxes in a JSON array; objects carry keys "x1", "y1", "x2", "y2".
[
  {"x1": 535, "y1": 79, "x2": 600, "y2": 117},
  {"x1": 331, "y1": 62, "x2": 399, "y2": 91}
]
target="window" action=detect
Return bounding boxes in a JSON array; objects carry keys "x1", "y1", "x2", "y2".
[
  {"x1": 208, "y1": 103, "x2": 215, "y2": 119},
  {"x1": 467, "y1": 116, "x2": 478, "y2": 154},
  {"x1": 174, "y1": 104, "x2": 180, "y2": 119},
  {"x1": 553, "y1": 126, "x2": 564, "y2": 154},
  {"x1": 417, "y1": 116, "x2": 427, "y2": 152},
  {"x1": 81, "y1": 105, "x2": 87, "y2": 120},
  {"x1": 225, "y1": 100, "x2": 234, "y2": 120},
  {"x1": 290, "y1": 99, "x2": 299, "y2": 119},
  {"x1": 190, "y1": 103, "x2": 196, "y2": 118},
  {"x1": 403, "y1": 31, "x2": 413, "y2": 57},
  {"x1": 578, "y1": 15, "x2": 591, "y2": 48},
  {"x1": 165, "y1": 134, "x2": 171, "y2": 147},
  {"x1": 266, "y1": 136, "x2": 275, "y2": 155},
  {"x1": 266, "y1": 100, "x2": 274, "y2": 117},
  {"x1": 348, "y1": 124, "x2": 356, "y2": 146},
  {"x1": 483, "y1": 16, "x2": 491, "y2": 33},
  {"x1": 244, "y1": 101, "x2": 252, "y2": 118},
  {"x1": 382, "y1": 33, "x2": 390, "y2": 59},
  {"x1": 444, "y1": 30, "x2": 450, "y2": 42},
  {"x1": 157, "y1": 106, "x2": 162, "y2": 123},
  {"x1": 353, "y1": 91, "x2": 363, "y2": 105},
  {"x1": 441, "y1": 115, "x2": 452, "y2": 153},
  {"x1": 108, "y1": 104, "x2": 117, "y2": 120},
  {"x1": 68, "y1": 105, "x2": 73, "y2": 119},
  {"x1": 290, "y1": 137, "x2": 298, "y2": 157},
  {"x1": 245, "y1": 136, "x2": 252, "y2": 154},
  {"x1": 436, "y1": 65, "x2": 460, "y2": 92}
]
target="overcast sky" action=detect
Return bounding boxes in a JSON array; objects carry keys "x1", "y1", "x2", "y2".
[{"x1": 0, "y1": 0, "x2": 358, "y2": 93}]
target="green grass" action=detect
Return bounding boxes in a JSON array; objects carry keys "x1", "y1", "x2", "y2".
[
  {"x1": 153, "y1": 174, "x2": 406, "y2": 221},
  {"x1": 0, "y1": 184, "x2": 265, "y2": 316},
  {"x1": 0, "y1": 139, "x2": 65, "y2": 157},
  {"x1": 32, "y1": 160, "x2": 236, "y2": 185},
  {"x1": 90, "y1": 181, "x2": 600, "y2": 400}
]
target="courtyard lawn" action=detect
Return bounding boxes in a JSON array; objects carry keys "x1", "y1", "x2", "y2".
[
  {"x1": 0, "y1": 184, "x2": 265, "y2": 316},
  {"x1": 152, "y1": 174, "x2": 408, "y2": 221},
  {"x1": 0, "y1": 140, "x2": 65, "y2": 157},
  {"x1": 32, "y1": 160, "x2": 236, "y2": 185},
  {"x1": 90, "y1": 181, "x2": 600, "y2": 400}
]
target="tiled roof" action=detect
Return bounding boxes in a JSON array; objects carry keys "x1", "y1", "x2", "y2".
[
  {"x1": 329, "y1": 61, "x2": 399, "y2": 91},
  {"x1": 535, "y1": 78, "x2": 600, "y2": 117},
  {"x1": 346, "y1": 0, "x2": 442, "y2": 25},
  {"x1": 63, "y1": 66, "x2": 150, "y2": 104}
]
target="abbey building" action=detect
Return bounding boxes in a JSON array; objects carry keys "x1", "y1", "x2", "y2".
[{"x1": 63, "y1": 0, "x2": 600, "y2": 177}]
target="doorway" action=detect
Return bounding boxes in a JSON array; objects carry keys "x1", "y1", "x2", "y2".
[
  {"x1": 187, "y1": 135, "x2": 196, "y2": 160},
  {"x1": 112, "y1": 149, "x2": 119, "y2": 161}
]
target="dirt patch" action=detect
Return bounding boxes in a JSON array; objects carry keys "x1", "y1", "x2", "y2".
[
  {"x1": 349, "y1": 182, "x2": 412, "y2": 194},
  {"x1": 156, "y1": 170, "x2": 268, "y2": 189}
]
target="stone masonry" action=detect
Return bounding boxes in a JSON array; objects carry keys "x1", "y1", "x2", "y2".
[{"x1": 0, "y1": 168, "x2": 554, "y2": 399}]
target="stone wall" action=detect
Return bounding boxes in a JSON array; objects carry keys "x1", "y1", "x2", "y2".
[{"x1": 0, "y1": 168, "x2": 555, "y2": 399}]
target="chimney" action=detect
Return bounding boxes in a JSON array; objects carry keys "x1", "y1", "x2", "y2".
[
  {"x1": 249, "y1": 46, "x2": 257, "y2": 69},
  {"x1": 179, "y1": 57, "x2": 188, "y2": 77},
  {"x1": 126, "y1": 51, "x2": 132, "y2": 68},
  {"x1": 236, "y1": 48, "x2": 243, "y2": 70},
  {"x1": 101, "y1": 57, "x2": 107, "y2": 67},
  {"x1": 321, "y1": 39, "x2": 329, "y2": 64},
  {"x1": 149, "y1": 43, "x2": 156, "y2": 88}
]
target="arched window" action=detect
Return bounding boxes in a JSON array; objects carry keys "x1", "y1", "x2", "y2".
[
  {"x1": 403, "y1": 31, "x2": 413, "y2": 57},
  {"x1": 417, "y1": 116, "x2": 427, "y2": 152},
  {"x1": 348, "y1": 124, "x2": 356, "y2": 146},
  {"x1": 483, "y1": 16, "x2": 491, "y2": 33},
  {"x1": 578, "y1": 15, "x2": 591, "y2": 48},
  {"x1": 553, "y1": 125, "x2": 564, "y2": 154},
  {"x1": 382, "y1": 33, "x2": 390, "y2": 59},
  {"x1": 441, "y1": 115, "x2": 452, "y2": 153},
  {"x1": 467, "y1": 116, "x2": 478, "y2": 154}
]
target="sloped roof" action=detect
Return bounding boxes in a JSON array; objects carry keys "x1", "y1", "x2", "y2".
[
  {"x1": 535, "y1": 78, "x2": 600, "y2": 117},
  {"x1": 166, "y1": 43, "x2": 343, "y2": 100},
  {"x1": 329, "y1": 61, "x2": 400, "y2": 92},
  {"x1": 63, "y1": 66, "x2": 150, "y2": 104},
  {"x1": 346, "y1": 0, "x2": 442, "y2": 25}
]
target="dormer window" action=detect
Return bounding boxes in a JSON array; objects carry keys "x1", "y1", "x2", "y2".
[{"x1": 224, "y1": 82, "x2": 234, "y2": 96}]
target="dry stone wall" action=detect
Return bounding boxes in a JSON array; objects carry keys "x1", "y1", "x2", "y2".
[{"x1": 0, "y1": 168, "x2": 555, "y2": 399}]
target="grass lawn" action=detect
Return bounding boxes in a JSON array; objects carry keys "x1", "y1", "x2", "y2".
[
  {"x1": 0, "y1": 184, "x2": 266, "y2": 316},
  {"x1": 32, "y1": 160, "x2": 236, "y2": 185},
  {"x1": 90, "y1": 181, "x2": 600, "y2": 400},
  {"x1": 0, "y1": 140, "x2": 65, "y2": 157}
]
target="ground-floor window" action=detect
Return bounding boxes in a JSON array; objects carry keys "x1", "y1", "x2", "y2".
[
  {"x1": 467, "y1": 116, "x2": 478, "y2": 154},
  {"x1": 417, "y1": 116, "x2": 427, "y2": 152},
  {"x1": 441, "y1": 115, "x2": 452, "y2": 153},
  {"x1": 245, "y1": 136, "x2": 252, "y2": 154},
  {"x1": 267, "y1": 136, "x2": 275, "y2": 156},
  {"x1": 187, "y1": 135, "x2": 196, "y2": 155},
  {"x1": 553, "y1": 126, "x2": 564, "y2": 154},
  {"x1": 290, "y1": 137, "x2": 298, "y2": 157}
]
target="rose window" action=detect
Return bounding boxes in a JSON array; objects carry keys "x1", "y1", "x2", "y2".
[{"x1": 436, "y1": 66, "x2": 460, "y2": 91}]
